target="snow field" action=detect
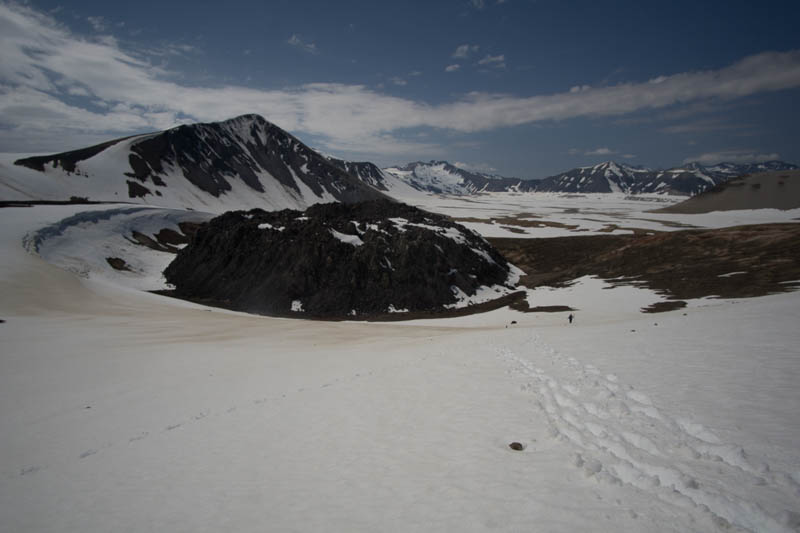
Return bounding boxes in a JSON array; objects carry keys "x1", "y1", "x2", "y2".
[
  {"x1": 0, "y1": 308, "x2": 721, "y2": 532},
  {"x1": 2, "y1": 202, "x2": 800, "y2": 532},
  {"x1": 407, "y1": 192, "x2": 800, "y2": 237}
]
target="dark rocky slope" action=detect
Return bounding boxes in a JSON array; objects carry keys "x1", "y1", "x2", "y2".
[{"x1": 164, "y1": 200, "x2": 513, "y2": 317}]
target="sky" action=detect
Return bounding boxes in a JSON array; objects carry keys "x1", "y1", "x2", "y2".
[{"x1": 1, "y1": 0, "x2": 799, "y2": 178}]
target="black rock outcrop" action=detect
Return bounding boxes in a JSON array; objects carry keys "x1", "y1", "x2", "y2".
[{"x1": 164, "y1": 200, "x2": 513, "y2": 317}]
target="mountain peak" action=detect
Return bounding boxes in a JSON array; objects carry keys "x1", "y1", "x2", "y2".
[{"x1": 222, "y1": 113, "x2": 270, "y2": 126}]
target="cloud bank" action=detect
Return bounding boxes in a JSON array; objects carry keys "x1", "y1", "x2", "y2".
[
  {"x1": 684, "y1": 150, "x2": 782, "y2": 165},
  {"x1": 1, "y1": 3, "x2": 800, "y2": 157},
  {"x1": 585, "y1": 147, "x2": 615, "y2": 156}
]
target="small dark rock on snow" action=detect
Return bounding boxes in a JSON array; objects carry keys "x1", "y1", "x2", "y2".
[{"x1": 106, "y1": 257, "x2": 132, "y2": 271}]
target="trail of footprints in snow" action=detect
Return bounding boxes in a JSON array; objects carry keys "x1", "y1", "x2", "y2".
[
  {"x1": 12, "y1": 350, "x2": 439, "y2": 480},
  {"x1": 498, "y1": 335, "x2": 800, "y2": 533}
]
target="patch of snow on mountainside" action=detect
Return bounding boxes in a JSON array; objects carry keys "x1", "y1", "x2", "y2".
[{"x1": 329, "y1": 228, "x2": 364, "y2": 246}]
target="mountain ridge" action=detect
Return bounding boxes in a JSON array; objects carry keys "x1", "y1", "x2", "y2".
[
  {"x1": 3, "y1": 113, "x2": 796, "y2": 206},
  {"x1": 383, "y1": 159, "x2": 798, "y2": 196}
]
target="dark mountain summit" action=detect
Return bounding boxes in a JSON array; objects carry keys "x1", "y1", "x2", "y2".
[{"x1": 164, "y1": 199, "x2": 514, "y2": 318}]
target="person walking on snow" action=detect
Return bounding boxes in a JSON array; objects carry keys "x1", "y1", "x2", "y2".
[{"x1": 568, "y1": 313, "x2": 574, "y2": 324}]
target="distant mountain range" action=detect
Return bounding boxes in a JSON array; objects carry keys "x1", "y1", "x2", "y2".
[
  {"x1": 1, "y1": 114, "x2": 796, "y2": 212},
  {"x1": 382, "y1": 160, "x2": 799, "y2": 196}
]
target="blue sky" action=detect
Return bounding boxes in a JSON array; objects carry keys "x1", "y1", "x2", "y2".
[{"x1": 1, "y1": 0, "x2": 799, "y2": 177}]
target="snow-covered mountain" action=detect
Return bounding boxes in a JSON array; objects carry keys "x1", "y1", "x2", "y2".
[
  {"x1": 383, "y1": 161, "x2": 527, "y2": 196},
  {"x1": 384, "y1": 160, "x2": 798, "y2": 196},
  {"x1": 533, "y1": 161, "x2": 654, "y2": 194},
  {"x1": 4, "y1": 116, "x2": 795, "y2": 208},
  {"x1": 2, "y1": 114, "x2": 387, "y2": 212},
  {"x1": 531, "y1": 160, "x2": 738, "y2": 195}
]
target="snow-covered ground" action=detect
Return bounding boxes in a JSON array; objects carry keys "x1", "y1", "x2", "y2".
[
  {"x1": 398, "y1": 191, "x2": 800, "y2": 237},
  {"x1": 26, "y1": 206, "x2": 214, "y2": 291},
  {"x1": 2, "y1": 197, "x2": 799, "y2": 532}
]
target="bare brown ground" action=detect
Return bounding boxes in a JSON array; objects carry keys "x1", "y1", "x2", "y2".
[
  {"x1": 454, "y1": 214, "x2": 580, "y2": 231},
  {"x1": 490, "y1": 222, "x2": 800, "y2": 303}
]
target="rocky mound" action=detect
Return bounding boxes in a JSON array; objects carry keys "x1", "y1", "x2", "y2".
[{"x1": 164, "y1": 200, "x2": 515, "y2": 317}]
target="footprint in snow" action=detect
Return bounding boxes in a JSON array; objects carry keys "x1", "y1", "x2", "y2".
[
  {"x1": 129, "y1": 432, "x2": 148, "y2": 443},
  {"x1": 20, "y1": 465, "x2": 41, "y2": 476},
  {"x1": 499, "y1": 340, "x2": 795, "y2": 533},
  {"x1": 625, "y1": 390, "x2": 653, "y2": 406}
]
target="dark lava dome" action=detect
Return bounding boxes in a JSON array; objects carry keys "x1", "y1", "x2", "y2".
[{"x1": 164, "y1": 200, "x2": 514, "y2": 318}]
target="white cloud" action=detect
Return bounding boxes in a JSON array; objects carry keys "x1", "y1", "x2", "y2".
[
  {"x1": 445, "y1": 64, "x2": 461, "y2": 72},
  {"x1": 2, "y1": 4, "x2": 800, "y2": 158},
  {"x1": 683, "y1": 150, "x2": 781, "y2": 165},
  {"x1": 585, "y1": 147, "x2": 615, "y2": 156},
  {"x1": 478, "y1": 54, "x2": 505, "y2": 68},
  {"x1": 452, "y1": 44, "x2": 479, "y2": 58},
  {"x1": 390, "y1": 77, "x2": 407, "y2": 86},
  {"x1": 87, "y1": 16, "x2": 107, "y2": 32},
  {"x1": 470, "y1": 0, "x2": 485, "y2": 9},
  {"x1": 147, "y1": 43, "x2": 196, "y2": 57},
  {"x1": 661, "y1": 118, "x2": 745, "y2": 134},
  {"x1": 287, "y1": 34, "x2": 317, "y2": 54},
  {"x1": 453, "y1": 161, "x2": 497, "y2": 173},
  {"x1": 622, "y1": 154, "x2": 636, "y2": 159}
]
